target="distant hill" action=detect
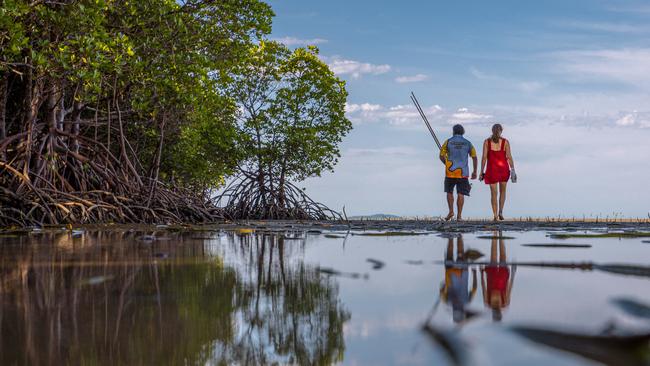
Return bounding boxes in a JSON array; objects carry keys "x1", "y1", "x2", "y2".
[{"x1": 348, "y1": 213, "x2": 402, "y2": 220}]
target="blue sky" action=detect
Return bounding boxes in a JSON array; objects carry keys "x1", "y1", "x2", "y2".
[{"x1": 268, "y1": 0, "x2": 650, "y2": 218}]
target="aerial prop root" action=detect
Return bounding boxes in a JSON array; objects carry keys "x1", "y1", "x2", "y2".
[{"x1": 217, "y1": 175, "x2": 342, "y2": 220}]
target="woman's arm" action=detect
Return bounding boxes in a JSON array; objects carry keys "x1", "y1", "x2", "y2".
[
  {"x1": 480, "y1": 139, "x2": 488, "y2": 179},
  {"x1": 505, "y1": 264, "x2": 517, "y2": 306},
  {"x1": 505, "y1": 140, "x2": 515, "y2": 170}
]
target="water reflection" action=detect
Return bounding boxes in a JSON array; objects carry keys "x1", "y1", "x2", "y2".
[
  {"x1": 440, "y1": 235, "x2": 478, "y2": 324},
  {"x1": 480, "y1": 231, "x2": 516, "y2": 321},
  {"x1": 0, "y1": 231, "x2": 349, "y2": 366}
]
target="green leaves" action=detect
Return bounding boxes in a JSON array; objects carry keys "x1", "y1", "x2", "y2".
[
  {"x1": 232, "y1": 42, "x2": 352, "y2": 184},
  {"x1": 0, "y1": 0, "x2": 349, "y2": 196}
]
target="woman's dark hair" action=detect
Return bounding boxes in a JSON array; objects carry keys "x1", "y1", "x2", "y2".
[
  {"x1": 452, "y1": 124, "x2": 465, "y2": 135},
  {"x1": 490, "y1": 123, "x2": 503, "y2": 143}
]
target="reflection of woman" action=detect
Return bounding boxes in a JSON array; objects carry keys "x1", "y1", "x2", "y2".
[
  {"x1": 480, "y1": 233, "x2": 516, "y2": 321},
  {"x1": 479, "y1": 124, "x2": 516, "y2": 221},
  {"x1": 440, "y1": 236, "x2": 477, "y2": 323}
]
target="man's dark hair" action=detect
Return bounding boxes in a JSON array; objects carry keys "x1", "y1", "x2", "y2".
[{"x1": 453, "y1": 124, "x2": 465, "y2": 135}]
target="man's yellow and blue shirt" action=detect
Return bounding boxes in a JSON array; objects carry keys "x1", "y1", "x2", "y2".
[{"x1": 440, "y1": 135, "x2": 476, "y2": 178}]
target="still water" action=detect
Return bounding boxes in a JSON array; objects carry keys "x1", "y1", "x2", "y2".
[{"x1": 0, "y1": 227, "x2": 649, "y2": 365}]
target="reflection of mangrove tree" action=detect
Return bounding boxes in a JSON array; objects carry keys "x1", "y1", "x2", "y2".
[{"x1": 0, "y1": 231, "x2": 349, "y2": 365}]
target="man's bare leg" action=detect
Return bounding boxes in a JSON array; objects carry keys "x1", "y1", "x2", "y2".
[
  {"x1": 446, "y1": 238, "x2": 454, "y2": 261},
  {"x1": 445, "y1": 193, "x2": 454, "y2": 220},
  {"x1": 457, "y1": 194, "x2": 465, "y2": 221},
  {"x1": 489, "y1": 184, "x2": 498, "y2": 220},
  {"x1": 498, "y1": 182, "x2": 507, "y2": 220}
]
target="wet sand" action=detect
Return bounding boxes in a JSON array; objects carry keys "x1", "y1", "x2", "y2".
[
  {"x1": 4, "y1": 219, "x2": 649, "y2": 235},
  {"x1": 214, "y1": 219, "x2": 650, "y2": 234}
]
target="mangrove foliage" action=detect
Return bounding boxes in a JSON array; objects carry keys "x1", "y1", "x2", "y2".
[{"x1": 0, "y1": 0, "x2": 351, "y2": 226}]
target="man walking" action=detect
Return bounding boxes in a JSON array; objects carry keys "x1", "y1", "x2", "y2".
[{"x1": 439, "y1": 124, "x2": 477, "y2": 221}]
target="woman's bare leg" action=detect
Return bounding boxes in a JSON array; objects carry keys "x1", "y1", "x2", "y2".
[
  {"x1": 498, "y1": 182, "x2": 507, "y2": 220},
  {"x1": 499, "y1": 236, "x2": 506, "y2": 263},
  {"x1": 490, "y1": 184, "x2": 498, "y2": 220}
]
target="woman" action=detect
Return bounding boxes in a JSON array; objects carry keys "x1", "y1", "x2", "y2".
[
  {"x1": 480, "y1": 124, "x2": 515, "y2": 221},
  {"x1": 480, "y1": 231, "x2": 516, "y2": 322}
]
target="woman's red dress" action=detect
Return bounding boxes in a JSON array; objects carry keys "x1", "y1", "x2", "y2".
[{"x1": 484, "y1": 138, "x2": 510, "y2": 184}]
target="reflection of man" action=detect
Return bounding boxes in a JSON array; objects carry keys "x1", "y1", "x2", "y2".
[
  {"x1": 480, "y1": 231, "x2": 517, "y2": 322},
  {"x1": 440, "y1": 235, "x2": 477, "y2": 323},
  {"x1": 439, "y1": 124, "x2": 478, "y2": 221}
]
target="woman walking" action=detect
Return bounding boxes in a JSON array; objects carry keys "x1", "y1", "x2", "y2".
[{"x1": 480, "y1": 124, "x2": 516, "y2": 221}]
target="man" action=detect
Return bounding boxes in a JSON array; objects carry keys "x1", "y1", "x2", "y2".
[
  {"x1": 439, "y1": 124, "x2": 477, "y2": 221},
  {"x1": 439, "y1": 235, "x2": 478, "y2": 323}
]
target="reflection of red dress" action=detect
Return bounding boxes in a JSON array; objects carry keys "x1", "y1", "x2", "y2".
[
  {"x1": 484, "y1": 138, "x2": 510, "y2": 184},
  {"x1": 486, "y1": 265, "x2": 509, "y2": 302}
]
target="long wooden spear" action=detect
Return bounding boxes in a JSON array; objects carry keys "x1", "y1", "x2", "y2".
[{"x1": 410, "y1": 91, "x2": 442, "y2": 150}]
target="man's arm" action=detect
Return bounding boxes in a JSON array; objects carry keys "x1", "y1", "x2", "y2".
[
  {"x1": 471, "y1": 156, "x2": 478, "y2": 179},
  {"x1": 470, "y1": 145, "x2": 478, "y2": 179},
  {"x1": 469, "y1": 268, "x2": 478, "y2": 301},
  {"x1": 439, "y1": 141, "x2": 448, "y2": 165}
]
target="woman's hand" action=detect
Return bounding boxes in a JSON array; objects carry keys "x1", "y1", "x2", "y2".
[{"x1": 479, "y1": 173, "x2": 485, "y2": 181}]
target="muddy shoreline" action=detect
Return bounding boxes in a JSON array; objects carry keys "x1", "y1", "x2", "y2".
[
  {"x1": 5, "y1": 219, "x2": 645, "y2": 234},
  {"x1": 220, "y1": 219, "x2": 650, "y2": 233}
]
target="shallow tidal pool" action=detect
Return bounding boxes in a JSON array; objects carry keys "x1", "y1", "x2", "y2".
[{"x1": 0, "y1": 227, "x2": 649, "y2": 365}]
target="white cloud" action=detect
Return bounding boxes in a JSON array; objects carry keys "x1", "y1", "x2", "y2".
[
  {"x1": 450, "y1": 107, "x2": 492, "y2": 123},
  {"x1": 344, "y1": 103, "x2": 384, "y2": 124},
  {"x1": 615, "y1": 111, "x2": 650, "y2": 127},
  {"x1": 273, "y1": 36, "x2": 328, "y2": 46},
  {"x1": 387, "y1": 104, "x2": 441, "y2": 126},
  {"x1": 395, "y1": 74, "x2": 429, "y2": 83},
  {"x1": 346, "y1": 102, "x2": 498, "y2": 126},
  {"x1": 348, "y1": 98, "x2": 650, "y2": 131},
  {"x1": 326, "y1": 57, "x2": 391, "y2": 78},
  {"x1": 345, "y1": 102, "x2": 442, "y2": 126},
  {"x1": 345, "y1": 102, "x2": 381, "y2": 113},
  {"x1": 616, "y1": 113, "x2": 636, "y2": 126}
]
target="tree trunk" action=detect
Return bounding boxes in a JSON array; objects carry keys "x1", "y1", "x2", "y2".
[
  {"x1": 21, "y1": 69, "x2": 43, "y2": 183},
  {"x1": 70, "y1": 101, "x2": 83, "y2": 153},
  {"x1": 255, "y1": 125, "x2": 266, "y2": 204},
  {"x1": 45, "y1": 79, "x2": 61, "y2": 133},
  {"x1": 278, "y1": 160, "x2": 286, "y2": 210},
  {"x1": 116, "y1": 100, "x2": 142, "y2": 185},
  {"x1": 0, "y1": 72, "x2": 8, "y2": 160},
  {"x1": 147, "y1": 115, "x2": 166, "y2": 207}
]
